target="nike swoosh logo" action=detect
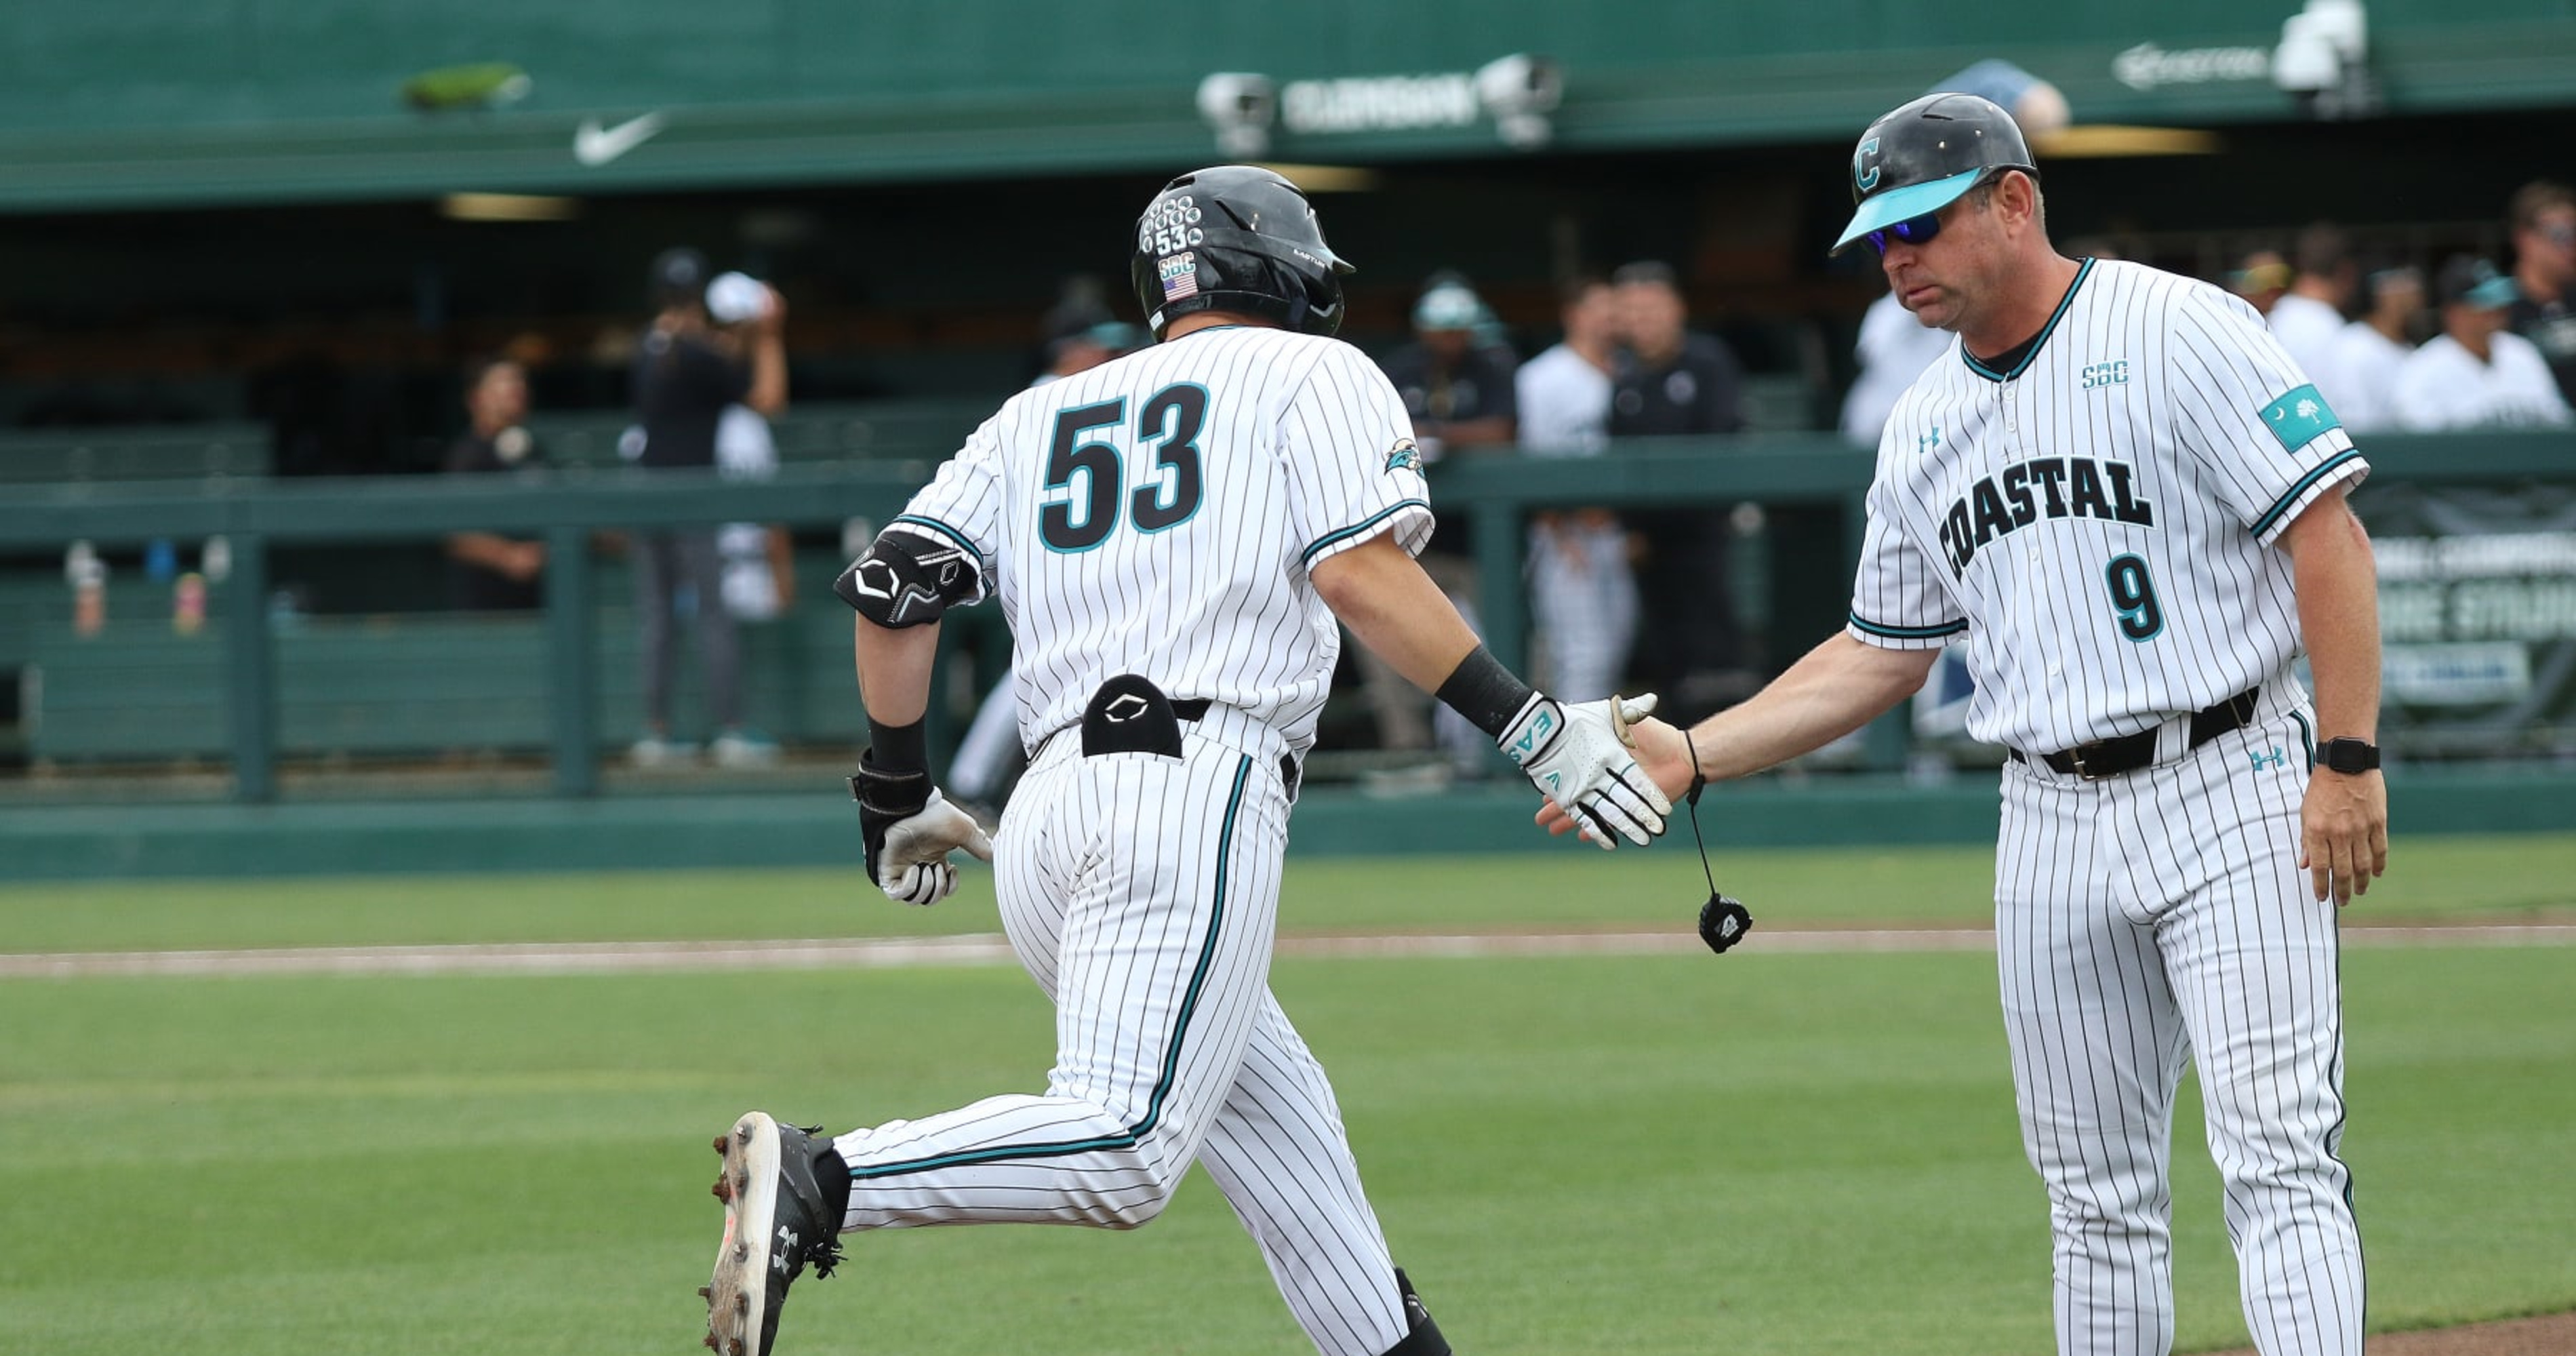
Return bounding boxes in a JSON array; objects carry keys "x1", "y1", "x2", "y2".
[{"x1": 573, "y1": 113, "x2": 665, "y2": 167}]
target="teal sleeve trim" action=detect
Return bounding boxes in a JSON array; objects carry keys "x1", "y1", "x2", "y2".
[
  {"x1": 2251, "y1": 450, "x2": 2364, "y2": 539},
  {"x1": 889, "y1": 514, "x2": 980, "y2": 559},
  {"x1": 1300, "y1": 498, "x2": 1431, "y2": 565},
  {"x1": 1849, "y1": 612, "x2": 1967, "y2": 639}
]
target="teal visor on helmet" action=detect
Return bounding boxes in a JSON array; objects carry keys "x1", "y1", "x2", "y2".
[{"x1": 1832, "y1": 93, "x2": 2036, "y2": 256}]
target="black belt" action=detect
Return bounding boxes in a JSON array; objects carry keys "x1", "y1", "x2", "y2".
[
  {"x1": 1074, "y1": 685, "x2": 1295, "y2": 798},
  {"x1": 2010, "y1": 686, "x2": 2261, "y2": 780}
]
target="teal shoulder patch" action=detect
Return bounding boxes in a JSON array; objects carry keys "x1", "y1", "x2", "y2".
[{"x1": 2259, "y1": 384, "x2": 2341, "y2": 453}]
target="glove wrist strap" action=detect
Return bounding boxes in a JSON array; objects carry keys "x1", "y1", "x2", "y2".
[
  {"x1": 864, "y1": 715, "x2": 927, "y2": 776},
  {"x1": 1434, "y1": 643, "x2": 1538, "y2": 741}
]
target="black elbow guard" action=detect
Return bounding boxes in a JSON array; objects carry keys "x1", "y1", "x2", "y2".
[{"x1": 834, "y1": 530, "x2": 982, "y2": 629}]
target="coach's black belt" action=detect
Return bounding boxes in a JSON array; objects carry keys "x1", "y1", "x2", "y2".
[
  {"x1": 2010, "y1": 685, "x2": 2261, "y2": 781},
  {"x1": 1171, "y1": 698, "x2": 1212, "y2": 721}
]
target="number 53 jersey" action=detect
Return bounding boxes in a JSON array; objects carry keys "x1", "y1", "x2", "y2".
[
  {"x1": 885, "y1": 325, "x2": 1433, "y2": 757},
  {"x1": 1848, "y1": 258, "x2": 2371, "y2": 755}
]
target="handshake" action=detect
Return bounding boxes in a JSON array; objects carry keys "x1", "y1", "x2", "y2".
[{"x1": 1498, "y1": 692, "x2": 1673, "y2": 850}]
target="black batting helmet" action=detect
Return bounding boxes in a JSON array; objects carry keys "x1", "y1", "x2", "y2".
[
  {"x1": 1131, "y1": 166, "x2": 1354, "y2": 339},
  {"x1": 1831, "y1": 94, "x2": 2037, "y2": 256}
]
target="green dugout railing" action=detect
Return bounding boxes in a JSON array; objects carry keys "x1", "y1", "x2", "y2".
[{"x1": 1, "y1": 431, "x2": 2568, "y2": 803}]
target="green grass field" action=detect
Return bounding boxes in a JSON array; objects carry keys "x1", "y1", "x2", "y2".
[{"x1": 3, "y1": 839, "x2": 2571, "y2": 1354}]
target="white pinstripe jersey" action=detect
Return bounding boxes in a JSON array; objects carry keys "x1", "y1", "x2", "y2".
[
  {"x1": 887, "y1": 324, "x2": 1432, "y2": 756},
  {"x1": 1849, "y1": 258, "x2": 2370, "y2": 754}
]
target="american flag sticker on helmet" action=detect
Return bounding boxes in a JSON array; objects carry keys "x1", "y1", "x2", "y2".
[{"x1": 1159, "y1": 253, "x2": 1199, "y2": 300}]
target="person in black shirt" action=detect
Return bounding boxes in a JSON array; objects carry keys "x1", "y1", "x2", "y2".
[
  {"x1": 442, "y1": 357, "x2": 545, "y2": 611},
  {"x1": 1363, "y1": 281, "x2": 1518, "y2": 770},
  {"x1": 628, "y1": 247, "x2": 788, "y2": 766},
  {"x1": 1607, "y1": 261, "x2": 1751, "y2": 716},
  {"x1": 2505, "y1": 180, "x2": 2576, "y2": 404}
]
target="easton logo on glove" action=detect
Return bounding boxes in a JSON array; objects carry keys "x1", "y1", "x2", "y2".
[{"x1": 1504, "y1": 698, "x2": 1560, "y2": 767}]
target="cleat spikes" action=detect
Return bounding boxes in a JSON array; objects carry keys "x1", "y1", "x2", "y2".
[
  {"x1": 712, "y1": 1134, "x2": 729, "y2": 1154},
  {"x1": 698, "y1": 1285, "x2": 712, "y2": 1303},
  {"x1": 734, "y1": 1292, "x2": 748, "y2": 1315}
]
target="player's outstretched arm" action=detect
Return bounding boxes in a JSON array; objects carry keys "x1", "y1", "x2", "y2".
[
  {"x1": 1537, "y1": 633, "x2": 1936, "y2": 837},
  {"x1": 1312, "y1": 535, "x2": 1668, "y2": 848},
  {"x1": 2280, "y1": 487, "x2": 2388, "y2": 905}
]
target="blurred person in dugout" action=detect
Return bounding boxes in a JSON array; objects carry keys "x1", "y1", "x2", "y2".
[
  {"x1": 706, "y1": 273, "x2": 797, "y2": 772},
  {"x1": 2229, "y1": 250, "x2": 2293, "y2": 319},
  {"x1": 2392, "y1": 256, "x2": 2573, "y2": 431},
  {"x1": 1844, "y1": 60, "x2": 2071, "y2": 447},
  {"x1": 2505, "y1": 180, "x2": 2576, "y2": 403},
  {"x1": 2326, "y1": 265, "x2": 2426, "y2": 435},
  {"x1": 628, "y1": 247, "x2": 788, "y2": 767},
  {"x1": 441, "y1": 355, "x2": 546, "y2": 611},
  {"x1": 944, "y1": 300, "x2": 1144, "y2": 817},
  {"x1": 2268, "y1": 222, "x2": 2360, "y2": 410},
  {"x1": 1517, "y1": 275, "x2": 1636, "y2": 702},
  {"x1": 1360, "y1": 279, "x2": 1518, "y2": 770},
  {"x1": 1608, "y1": 260, "x2": 1748, "y2": 720}
]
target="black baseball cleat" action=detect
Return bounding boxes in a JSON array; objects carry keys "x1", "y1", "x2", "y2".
[
  {"x1": 703, "y1": 1112, "x2": 851, "y2": 1356},
  {"x1": 1381, "y1": 1267, "x2": 1452, "y2": 1356}
]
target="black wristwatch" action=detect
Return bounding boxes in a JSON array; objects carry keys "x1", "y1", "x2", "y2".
[{"x1": 2317, "y1": 738, "x2": 2380, "y2": 775}]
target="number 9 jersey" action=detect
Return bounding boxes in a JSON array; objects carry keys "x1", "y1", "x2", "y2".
[
  {"x1": 1847, "y1": 258, "x2": 2371, "y2": 755},
  {"x1": 879, "y1": 325, "x2": 1433, "y2": 758}
]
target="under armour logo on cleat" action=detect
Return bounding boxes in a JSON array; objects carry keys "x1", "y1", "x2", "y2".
[{"x1": 773, "y1": 1225, "x2": 799, "y2": 1271}]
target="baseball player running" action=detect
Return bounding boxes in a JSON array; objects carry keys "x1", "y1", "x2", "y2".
[
  {"x1": 700, "y1": 165, "x2": 1669, "y2": 1356},
  {"x1": 1559, "y1": 95, "x2": 2388, "y2": 1355}
]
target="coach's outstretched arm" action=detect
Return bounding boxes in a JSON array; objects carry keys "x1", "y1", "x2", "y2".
[
  {"x1": 2280, "y1": 486, "x2": 2388, "y2": 904},
  {"x1": 1542, "y1": 634, "x2": 1937, "y2": 837},
  {"x1": 1313, "y1": 534, "x2": 1669, "y2": 848}
]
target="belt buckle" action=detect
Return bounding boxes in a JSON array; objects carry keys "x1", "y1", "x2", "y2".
[{"x1": 2066, "y1": 744, "x2": 2112, "y2": 782}]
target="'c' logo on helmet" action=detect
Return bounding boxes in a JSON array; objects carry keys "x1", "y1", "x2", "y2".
[{"x1": 1854, "y1": 137, "x2": 1881, "y2": 193}]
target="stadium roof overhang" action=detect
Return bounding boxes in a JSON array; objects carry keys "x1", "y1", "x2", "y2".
[{"x1": 1, "y1": 16, "x2": 2570, "y2": 213}]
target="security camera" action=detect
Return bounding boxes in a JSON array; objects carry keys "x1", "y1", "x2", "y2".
[
  {"x1": 2274, "y1": 0, "x2": 2376, "y2": 117},
  {"x1": 1474, "y1": 54, "x2": 1563, "y2": 148},
  {"x1": 1196, "y1": 73, "x2": 1276, "y2": 158}
]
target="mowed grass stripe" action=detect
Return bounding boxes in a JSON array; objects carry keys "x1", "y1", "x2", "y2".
[
  {"x1": 7, "y1": 922, "x2": 2574, "y2": 978},
  {"x1": 1, "y1": 946, "x2": 2568, "y2": 1355}
]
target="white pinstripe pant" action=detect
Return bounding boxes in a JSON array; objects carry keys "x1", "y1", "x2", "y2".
[
  {"x1": 830, "y1": 708, "x2": 1413, "y2": 1356},
  {"x1": 1997, "y1": 692, "x2": 2364, "y2": 1356}
]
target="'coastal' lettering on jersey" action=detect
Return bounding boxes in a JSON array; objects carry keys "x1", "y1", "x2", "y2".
[{"x1": 1935, "y1": 456, "x2": 2156, "y2": 576}]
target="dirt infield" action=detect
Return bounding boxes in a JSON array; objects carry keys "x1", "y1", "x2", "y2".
[{"x1": 2204, "y1": 1311, "x2": 2576, "y2": 1355}]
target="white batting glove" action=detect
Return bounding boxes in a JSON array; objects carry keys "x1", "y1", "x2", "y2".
[
  {"x1": 1501, "y1": 692, "x2": 1671, "y2": 850},
  {"x1": 873, "y1": 790, "x2": 995, "y2": 906}
]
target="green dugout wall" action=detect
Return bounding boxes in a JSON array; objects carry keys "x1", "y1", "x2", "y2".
[{"x1": 4, "y1": 1, "x2": 2573, "y2": 210}]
